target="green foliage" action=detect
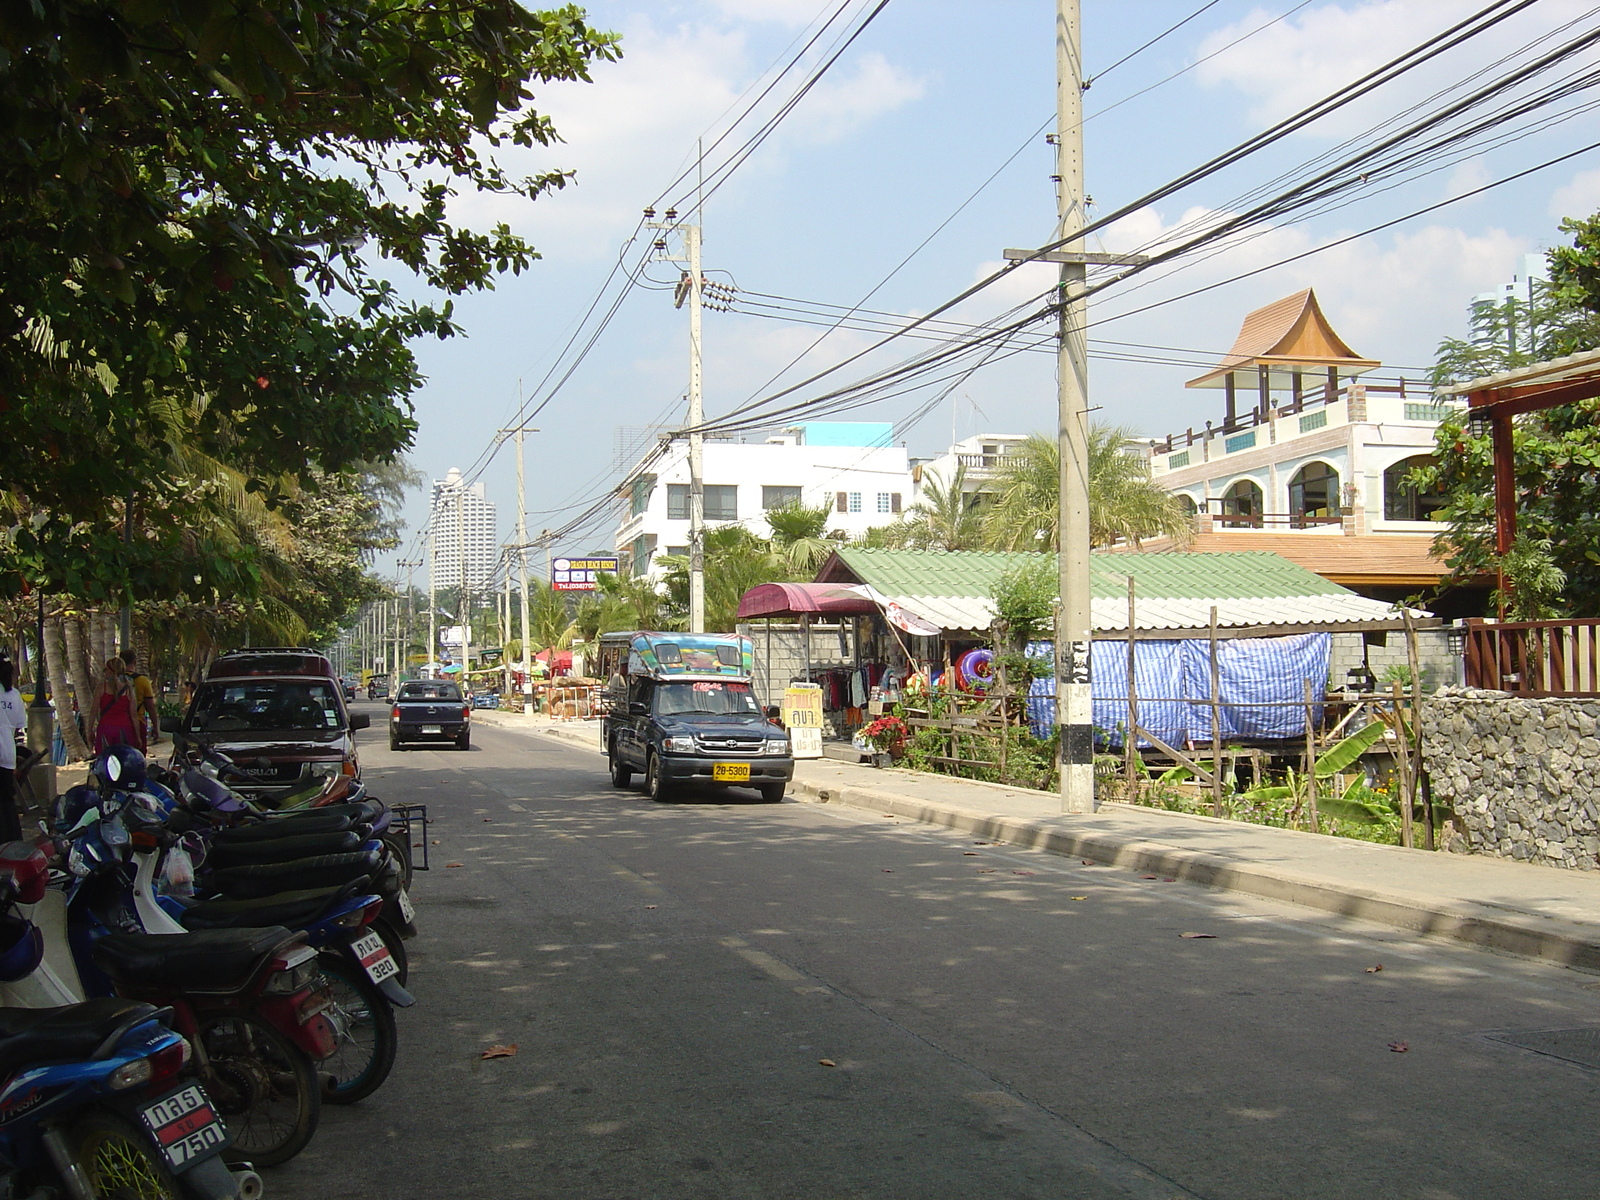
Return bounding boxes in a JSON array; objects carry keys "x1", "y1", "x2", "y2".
[
  {"x1": 764, "y1": 501, "x2": 844, "y2": 576},
  {"x1": 1313, "y1": 720, "x2": 1388, "y2": 777},
  {"x1": 891, "y1": 465, "x2": 987, "y2": 551},
  {"x1": 991, "y1": 557, "x2": 1056, "y2": 648},
  {"x1": 982, "y1": 429, "x2": 1193, "y2": 551},
  {"x1": 0, "y1": 1, "x2": 619, "y2": 598}
]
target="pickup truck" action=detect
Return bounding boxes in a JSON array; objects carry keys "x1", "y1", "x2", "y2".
[
  {"x1": 600, "y1": 631, "x2": 792, "y2": 803},
  {"x1": 388, "y1": 680, "x2": 470, "y2": 751}
]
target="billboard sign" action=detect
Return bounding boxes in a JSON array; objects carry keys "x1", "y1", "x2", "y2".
[{"x1": 552, "y1": 556, "x2": 619, "y2": 591}]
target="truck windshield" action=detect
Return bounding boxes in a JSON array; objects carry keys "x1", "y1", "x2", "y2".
[{"x1": 654, "y1": 680, "x2": 760, "y2": 716}]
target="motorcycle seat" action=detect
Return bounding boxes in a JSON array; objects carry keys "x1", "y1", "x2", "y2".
[
  {"x1": 0, "y1": 998, "x2": 161, "y2": 1078},
  {"x1": 210, "y1": 813, "x2": 357, "y2": 842},
  {"x1": 206, "y1": 851, "x2": 383, "y2": 901},
  {"x1": 180, "y1": 884, "x2": 369, "y2": 931},
  {"x1": 93, "y1": 927, "x2": 298, "y2": 995},
  {"x1": 205, "y1": 830, "x2": 364, "y2": 867}
]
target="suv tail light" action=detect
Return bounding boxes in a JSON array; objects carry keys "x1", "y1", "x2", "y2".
[
  {"x1": 391, "y1": 706, "x2": 401, "y2": 721},
  {"x1": 461, "y1": 706, "x2": 471, "y2": 721}
]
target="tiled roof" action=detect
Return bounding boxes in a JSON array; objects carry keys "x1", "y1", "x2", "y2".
[
  {"x1": 814, "y1": 548, "x2": 1414, "y2": 634},
  {"x1": 1186, "y1": 289, "x2": 1378, "y2": 389},
  {"x1": 1125, "y1": 532, "x2": 1454, "y2": 586}
]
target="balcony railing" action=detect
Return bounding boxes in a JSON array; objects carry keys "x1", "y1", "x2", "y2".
[
  {"x1": 1197, "y1": 500, "x2": 1342, "y2": 531},
  {"x1": 1464, "y1": 618, "x2": 1600, "y2": 697}
]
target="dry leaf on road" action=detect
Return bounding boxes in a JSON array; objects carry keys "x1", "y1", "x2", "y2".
[
  {"x1": 1013, "y1": 870, "x2": 1035, "y2": 876},
  {"x1": 818, "y1": 1059, "x2": 836, "y2": 1067},
  {"x1": 1141, "y1": 875, "x2": 1158, "y2": 880},
  {"x1": 1388, "y1": 1041, "x2": 1409, "y2": 1053},
  {"x1": 1366, "y1": 964, "x2": 1384, "y2": 973},
  {"x1": 481, "y1": 1044, "x2": 518, "y2": 1060},
  {"x1": 1070, "y1": 896, "x2": 1088, "y2": 901},
  {"x1": 1180, "y1": 932, "x2": 1218, "y2": 939},
  {"x1": 963, "y1": 852, "x2": 980, "y2": 856},
  {"x1": 446, "y1": 862, "x2": 464, "y2": 869}
]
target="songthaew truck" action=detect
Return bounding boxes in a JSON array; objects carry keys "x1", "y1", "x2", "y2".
[{"x1": 598, "y1": 631, "x2": 793, "y2": 803}]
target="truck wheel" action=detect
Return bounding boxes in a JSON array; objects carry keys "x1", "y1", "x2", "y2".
[
  {"x1": 759, "y1": 782, "x2": 786, "y2": 803},
  {"x1": 609, "y1": 748, "x2": 633, "y2": 789},
  {"x1": 645, "y1": 753, "x2": 673, "y2": 803}
]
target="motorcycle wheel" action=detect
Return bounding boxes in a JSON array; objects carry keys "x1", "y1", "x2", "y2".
[
  {"x1": 315, "y1": 953, "x2": 399, "y2": 1105},
  {"x1": 382, "y1": 832, "x2": 415, "y2": 890},
  {"x1": 197, "y1": 1011, "x2": 321, "y2": 1168},
  {"x1": 68, "y1": 1110, "x2": 182, "y2": 1199},
  {"x1": 372, "y1": 915, "x2": 410, "y2": 985}
]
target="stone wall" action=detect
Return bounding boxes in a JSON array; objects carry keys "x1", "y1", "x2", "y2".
[{"x1": 1420, "y1": 687, "x2": 1600, "y2": 870}]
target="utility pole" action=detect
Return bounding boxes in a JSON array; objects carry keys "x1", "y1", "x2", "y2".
[
  {"x1": 427, "y1": 527, "x2": 438, "y2": 681},
  {"x1": 1001, "y1": 1, "x2": 1144, "y2": 812},
  {"x1": 646, "y1": 162, "x2": 707, "y2": 632},
  {"x1": 398, "y1": 559, "x2": 420, "y2": 683},
  {"x1": 457, "y1": 487, "x2": 471, "y2": 696},
  {"x1": 499, "y1": 426, "x2": 538, "y2": 713}
]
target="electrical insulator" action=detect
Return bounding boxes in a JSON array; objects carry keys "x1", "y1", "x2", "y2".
[
  {"x1": 664, "y1": 208, "x2": 677, "y2": 220},
  {"x1": 643, "y1": 207, "x2": 656, "y2": 218},
  {"x1": 653, "y1": 239, "x2": 667, "y2": 251}
]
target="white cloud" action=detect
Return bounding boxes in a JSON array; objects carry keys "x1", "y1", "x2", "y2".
[
  {"x1": 447, "y1": 14, "x2": 921, "y2": 261},
  {"x1": 1195, "y1": 1, "x2": 1599, "y2": 135},
  {"x1": 1550, "y1": 167, "x2": 1600, "y2": 220},
  {"x1": 1445, "y1": 156, "x2": 1491, "y2": 201}
]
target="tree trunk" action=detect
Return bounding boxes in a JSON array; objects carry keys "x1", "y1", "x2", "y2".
[
  {"x1": 61, "y1": 615, "x2": 99, "y2": 749},
  {"x1": 44, "y1": 616, "x2": 93, "y2": 761},
  {"x1": 90, "y1": 610, "x2": 114, "y2": 672}
]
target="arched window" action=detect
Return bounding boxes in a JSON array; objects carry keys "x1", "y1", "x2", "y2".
[
  {"x1": 1176, "y1": 493, "x2": 1197, "y2": 516},
  {"x1": 1383, "y1": 455, "x2": 1448, "y2": 521},
  {"x1": 1289, "y1": 462, "x2": 1340, "y2": 528},
  {"x1": 1220, "y1": 479, "x2": 1263, "y2": 528}
]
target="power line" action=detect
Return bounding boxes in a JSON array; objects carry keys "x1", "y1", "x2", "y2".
[{"x1": 1084, "y1": 0, "x2": 1225, "y2": 87}]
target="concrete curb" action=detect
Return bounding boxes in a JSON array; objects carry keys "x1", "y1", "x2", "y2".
[
  {"x1": 786, "y1": 777, "x2": 1600, "y2": 972},
  {"x1": 481, "y1": 712, "x2": 1600, "y2": 971}
]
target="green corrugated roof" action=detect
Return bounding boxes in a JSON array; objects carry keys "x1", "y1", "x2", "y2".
[{"x1": 819, "y1": 548, "x2": 1353, "y2": 600}]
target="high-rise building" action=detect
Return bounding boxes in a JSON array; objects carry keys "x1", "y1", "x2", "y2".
[
  {"x1": 1467, "y1": 252, "x2": 1547, "y2": 351},
  {"x1": 429, "y1": 467, "x2": 499, "y2": 591}
]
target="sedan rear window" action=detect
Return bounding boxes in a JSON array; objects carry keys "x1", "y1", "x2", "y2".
[{"x1": 188, "y1": 681, "x2": 343, "y2": 733}]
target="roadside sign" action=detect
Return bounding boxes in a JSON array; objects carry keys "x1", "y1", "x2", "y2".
[
  {"x1": 782, "y1": 683, "x2": 824, "y2": 759},
  {"x1": 552, "y1": 556, "x2": 619, "y2": 591}
]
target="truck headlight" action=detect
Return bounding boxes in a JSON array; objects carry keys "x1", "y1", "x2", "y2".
[
  {"x1": 663, "y1": 736, "x2": 696, "y2": 753},
  {"x1": 310, "y1": 762, "x2": 340, "y2": 779},
  {"x1": 763, "y1": 739, "x2": 789, "y2": 756}
]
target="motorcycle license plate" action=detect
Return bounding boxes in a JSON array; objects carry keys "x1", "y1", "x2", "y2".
[
  {"x1": 351, "y1": 930, "x2": 399, "y2": 983},
  {"x1": 397, "y1": 887, "x2": 415, "y2": 924},
  {"x1": 712, "y1": 762, "x2": 751, "y2": 783},
  {"x1": 140, "y1": 1083, "x2": 228, "y2": 1169},
  {"x1": 422, "y1": 725, "x2": 442, "y2": 734}
]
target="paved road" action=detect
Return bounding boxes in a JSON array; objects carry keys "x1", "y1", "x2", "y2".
[{"x1": 272, "y1": 708, "x2": 1600, "y2": 1200}]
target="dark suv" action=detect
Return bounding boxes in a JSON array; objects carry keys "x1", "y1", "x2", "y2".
[
  {"x1": 605, "y1": 675, "x2": 792, "y2": 803},
  {"x1": 176, "y1": 656, "x2": 369, "y2": 805}
]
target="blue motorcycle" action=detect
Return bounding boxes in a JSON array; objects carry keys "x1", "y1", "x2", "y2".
[{"x1": 0, "y1": 845, "x2": 256, "y2": 1200}]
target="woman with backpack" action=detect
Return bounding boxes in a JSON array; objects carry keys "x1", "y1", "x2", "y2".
[{"x1": 94, "y1": 656, "x2": 143, "y2": 753}]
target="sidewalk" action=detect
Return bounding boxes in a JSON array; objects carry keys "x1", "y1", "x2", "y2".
[{"x1": 475, "y1": 709, "x2": 1600, "y2": 972}]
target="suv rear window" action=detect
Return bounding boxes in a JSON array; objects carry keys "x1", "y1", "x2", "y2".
[
  {"x1": 188, "y1": 680, "x2": 344, "y2": 733},
  {"x1": 398, "y1": 683, "x2": 462, "y2": 701}
]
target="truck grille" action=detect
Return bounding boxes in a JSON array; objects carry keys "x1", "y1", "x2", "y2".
[{"x1": 694, "y1": 736, "x2": 764, "y2": 756}]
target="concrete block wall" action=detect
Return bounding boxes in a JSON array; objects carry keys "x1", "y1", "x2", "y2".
[
  {"x1": 736, "y1": 622, "x2": 856, "y2": 706},
  {"x1": 1329, "y1": 627, "x2": 1459, "y2": 692},
  {"x1": 1420, "y1": 688, "x2": 1600, "y2": 870}
]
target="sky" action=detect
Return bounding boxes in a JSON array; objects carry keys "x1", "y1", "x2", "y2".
[{"x1": 376, "y1": 0, "x2": 1600, "y2": 582}]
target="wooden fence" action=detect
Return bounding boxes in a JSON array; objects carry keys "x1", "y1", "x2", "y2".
[{"x1": 1463, "y1": 618, "x2": 1600, "y2": 697}]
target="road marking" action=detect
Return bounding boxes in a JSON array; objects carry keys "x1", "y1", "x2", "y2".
[{"x1": 721, "y1": 936, "x2": 805, "y2": 983}]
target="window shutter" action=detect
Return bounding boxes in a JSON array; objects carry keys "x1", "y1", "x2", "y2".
[
  {"x1": 836, "y1": 491, "x2": 847, "y2": 513},
  {"x1": 890, "y1": 493, "x2": 901, "y2": 513}
]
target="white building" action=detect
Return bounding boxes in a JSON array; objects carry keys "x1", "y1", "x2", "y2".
[
  {"x1": 429, "y1": 467, "x2": 499, "y2": 590},
  {"x1": 614, "y1": 422, "x2": 913, "y2": 577},
  {"x1": 911, "y1": 433, "x2": 1031, "y2": 505},
  {"x1": 1468, "y1": 252, "x2": 1547, "y2": 351}
]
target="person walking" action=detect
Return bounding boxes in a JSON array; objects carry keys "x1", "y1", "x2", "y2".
[
  {"x1": 0, "y1": 660, "x2": 26, "y2": 842},
  {"x1": 94, "y1": 656, "x2": 143, "y2": 753},
  {"x1": 119, "y1": 647, "x2": 163, "y2": 746}
]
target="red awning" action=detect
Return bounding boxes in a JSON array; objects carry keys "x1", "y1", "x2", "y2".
[
  {"x1": 534, "y1": 648, "x2": 573, "y2": 670},
  {"x1": 736, "y1": 582, "x2": 880, "y2": 620}
]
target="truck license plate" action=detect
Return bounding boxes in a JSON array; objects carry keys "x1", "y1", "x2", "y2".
[
  {"x1": 140, "y1": 1084, "x2": 228, "y2": 1169},
  {"x1": 421, "y1": 725, "x2": 441, "y2": 734},
  {"x1": 713, "y1": 762, "x2": 750, "y2": 782}
]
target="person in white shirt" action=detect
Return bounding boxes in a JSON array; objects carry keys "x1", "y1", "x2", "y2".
[{"x1": 0, "y1": 659, "x2": 27, "y2": 843}]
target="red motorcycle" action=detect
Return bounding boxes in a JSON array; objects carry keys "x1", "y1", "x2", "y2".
[{"x1": 89, "y1": 926, "x2": 336, "y2": 1167}]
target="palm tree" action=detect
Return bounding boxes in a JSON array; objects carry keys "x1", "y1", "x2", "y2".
[
  {"x1": 983, "y1": 429, "x2": 1193, "y2": 550},
  {"x1": 897, "y1": 465, "x2": 987, "y2": 550},
  {"x1": 765, "y1": 500, "x2": 843, "y2": 576}
]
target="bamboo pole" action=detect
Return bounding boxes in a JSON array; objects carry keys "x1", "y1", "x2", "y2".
[
  {"x1": 1209, "y1": 606, "x2": 1222, "y2": 817},
  {"x1": 1303, "y1": 677, "x2": 1319, "y2": 834},
  {"x1": 1125, "y1": 576, "x2": 1138, "y2": 795},
  {"x1": 1391, "y1": 680, "x2": 1415, "y2": 849},
  {"x1": 1402, "y1": 609, "x2": 1432, "y2": 850}
]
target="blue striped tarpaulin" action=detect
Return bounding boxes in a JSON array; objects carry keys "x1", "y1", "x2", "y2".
[{"x1": 1025, "y1": 633, "x2": 1330, "y2": 746}]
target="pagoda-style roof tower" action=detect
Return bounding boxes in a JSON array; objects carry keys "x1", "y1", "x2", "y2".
[{"x1": 1186, "y1": 289, "x2": 1381, "y2": 428}]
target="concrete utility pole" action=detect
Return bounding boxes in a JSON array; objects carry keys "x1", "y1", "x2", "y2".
[
  {"x1": 501, "y1": 426, "x2": 538, "y2": 713},
  {"x1": 646, "y1": 159, "x2": 707, "y2": 632},
  {"x1": 399, "y1": 559, "x2": 420, "y2": 683},
  {"x1": 427, "y1": 529, "x2": 438, "y2": 681},
  {"x1": 1002, "y1": 1, "x2": 1141, "y2": 812},
  {"x1": 457, "y1": 488, "x2": 471, "y2": 694}
]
